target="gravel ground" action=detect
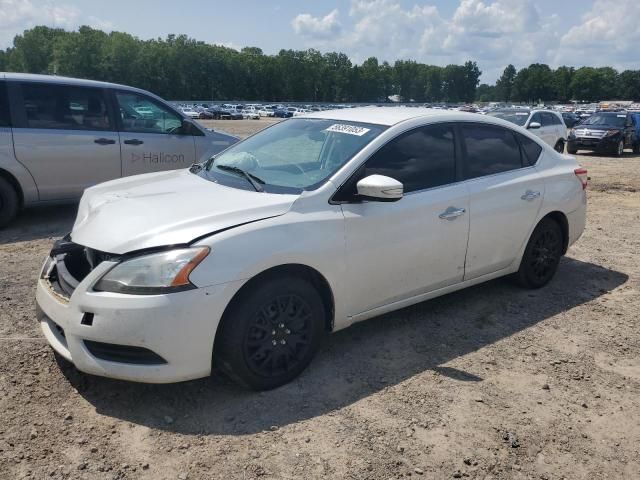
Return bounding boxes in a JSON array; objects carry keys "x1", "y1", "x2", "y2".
[{"x1": 1, "y1": 119, "x2": 639, "y2": 480}]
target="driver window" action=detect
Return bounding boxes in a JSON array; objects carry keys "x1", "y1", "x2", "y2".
[{"x1": 115, "y1": 91, "x2": 183, "y2": 134}]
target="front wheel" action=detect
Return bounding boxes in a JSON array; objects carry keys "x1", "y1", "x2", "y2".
[
  {"x1": 214, "y1": 275, "x2": 326, "y2": 390},
  {"x1": 0, "y1": 177, "x2": 19, "y2": 228},
  {"x1": 515, "y1": 218, "x2": 563, "y2": 289}
]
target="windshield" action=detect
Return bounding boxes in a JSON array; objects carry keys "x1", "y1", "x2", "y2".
[
  {"x1": 200, "y1": 118, "x2": 386, "y2": 193},
  {"x1": 487, "y1": 111, "x2": 530, "y2": 126},
  {"x1": 580, "y1": 114, "x2": 626, "y2": 127}
]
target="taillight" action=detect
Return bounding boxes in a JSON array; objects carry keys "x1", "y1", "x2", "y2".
[{"x1": 574, "y1": 168, "x2": 588, "y2": 190}]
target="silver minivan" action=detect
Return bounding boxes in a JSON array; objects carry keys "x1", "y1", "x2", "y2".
[{"x1": 0, "y1": 73, "x2": 238, "y2": 226}]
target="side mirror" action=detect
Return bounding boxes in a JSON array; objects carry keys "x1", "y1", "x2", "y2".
[
  {"x1": 528, "y1": 122, "x2": 541, "y2": 129},
  {"x1": 356, "y1": 174, "x2": 403, "y2": 202}
]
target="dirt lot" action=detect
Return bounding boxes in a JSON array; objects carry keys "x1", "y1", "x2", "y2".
[{"x1": 1, "y1": 119, "x2": 639, "y2": 480}]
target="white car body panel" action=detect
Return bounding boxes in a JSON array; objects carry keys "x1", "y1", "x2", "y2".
[
  {"x1": 71, "y1": 169, "x2": 297, "y2": 254},
  {"x1": 35, "y1": 107, "x2": 587, "y2": 383}
]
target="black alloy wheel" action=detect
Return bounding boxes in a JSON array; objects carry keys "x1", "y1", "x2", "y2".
[
  {"x1": 244, "y1": 294, "x2": 313, "y2": 378},
  {"x1": 516, "y1": 218, "x2": 563, "y2": 289},
  {"x1": 214, "y1": 275, "x2": 325, "y2": 390}
]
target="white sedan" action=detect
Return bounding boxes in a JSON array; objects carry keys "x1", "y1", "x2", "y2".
[
  {"x1": 36, "y1": 108, "x2": 587, "y2": 389},
  {"x1": 180, "y1": 107, "x2": 200, "y2": 119}
]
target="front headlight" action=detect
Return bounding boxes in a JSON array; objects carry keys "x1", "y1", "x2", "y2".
[
  {"x1": 605, "y1": 129, "x2": 621, "y2": 137},
  {"x1": 94, "y1": 247, "x2": 209, "y2": 295}
]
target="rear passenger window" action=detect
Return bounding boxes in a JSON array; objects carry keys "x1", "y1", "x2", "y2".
[
  {"x1": 516, "y1": 133, "x2": 543, "y2": 166},
  {"x1": 461, "y1": 124, "x2": 523, "y2": 179},
  {"x1": 363, "y1": 124, "x2": 456, "y2": 193},
  {"x1": 20, "y1": 83, "x2": 111, "y2": 131},
  {"x1": 0, "y1": 82, "x2": 10, "y2": 127}
]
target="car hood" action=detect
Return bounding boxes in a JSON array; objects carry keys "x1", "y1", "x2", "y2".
[
  {"x1": 576, "y1": 124, "x2": 621, "y2": 131},
  {"x1": 71, "y1": 169, "x2": 298, "y2": 254}
]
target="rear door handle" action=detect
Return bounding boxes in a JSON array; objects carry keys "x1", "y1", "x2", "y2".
[
  {"x1": 521, "y1": 190, "x2": 541, "y2": 201},
  {"x1": 94, "y1": 138, "x2": 116, "y2": 145},
  {"x1": 123, "y1": 139, "x2": 144, "y2": 145},
  {"x1": 439, "y1": 207, "x2": 466, "y2": 220}
]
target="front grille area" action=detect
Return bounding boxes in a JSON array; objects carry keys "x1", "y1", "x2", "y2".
[
  {"x1": 574, "y1": 128, "x2": 607, "y2": 139},
  {"x1": 84, "y1": 341, "x2": 167, "y2": 365},
  {"x1": 45, "y1": 236, "x2": 115, "y2": 299}
]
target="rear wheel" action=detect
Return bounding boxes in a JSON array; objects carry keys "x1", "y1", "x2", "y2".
[
  {"x1": 516, "y1": 218, "x2": 563, "y2": 289},
  {"x1": 0, "y1": 177, "x2": 19, "y2": 228},
  {"x1": 214, "y1": 275, "x2": 325, "y2": 390},
  {"x1": 554, "y1": 140, "x2": 565, "y2": 153}
]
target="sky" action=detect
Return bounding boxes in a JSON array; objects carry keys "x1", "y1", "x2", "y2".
[{"x1": 1, "y1": 0, "x2": 639, "y2": 83}]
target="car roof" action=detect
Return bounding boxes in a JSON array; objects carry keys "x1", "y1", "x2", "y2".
[
  {"x1": 1, "y1": 72, "x2": 139, "y2": 90},
  {"x1": 301, "y1": 106, "x2": 499, "y2": 127}
]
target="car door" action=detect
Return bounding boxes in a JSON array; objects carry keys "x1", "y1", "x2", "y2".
[
  {"x1": 338, "y1": 123, "x2": 470, "y2": 317},
  {"x1": 460, "y1": 123, "x2": 545, "y2": 279},
  {"x1": 113, "y1": 90, "x2": 196, "y2": 177},
  {"x1": 624, "y1": 114, "x2": 636, "y2": 148},
  {"x1": 10, "y1": 81, "x2": 120, "y2": 200}
]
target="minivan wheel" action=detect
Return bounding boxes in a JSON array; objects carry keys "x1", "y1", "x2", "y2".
[
  {"x1": 554, "y1": 140, "x2": 565, "y2": 153},
  {"x1": 0, "y1": 177, "x2": 19, "y2": 228},
  {"x1": 516, "y1": 218, "x2": 563, "y2": 289},
  {"x1": 214, "y1": 275, "x2": 325, "y2": 390}
]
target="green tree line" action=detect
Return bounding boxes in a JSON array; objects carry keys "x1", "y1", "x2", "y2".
[
  {"x1": 478, "y1": 63, "x2": 640, "y2": 103},
  {"x1": 0, "y1": 26, "x2": 481, "y2": 102},
  {"x1": 1, "y1": 26, "x2": 638, "y2": 103}
]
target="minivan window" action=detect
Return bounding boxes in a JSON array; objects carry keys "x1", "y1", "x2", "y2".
[
  {"x1": 0, "y1": 81, "x2": 10, "y2": 127},
  {"x1": 462, "y1": 124, "x2": 523, "y2": 179},
  {"x1": 362, "y1": 124, "x2": 456, "y2": 193},
  {"x1": 20, "y1": 83, "x2": 111, "y2": 131},
  {"x1": 115, "y1": 91, "x2": 183, "y2": 134}
]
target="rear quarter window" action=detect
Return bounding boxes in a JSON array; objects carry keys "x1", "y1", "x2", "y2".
[
  {"x1": 516, "y1": 133, "x2": 543, "y2": 166},
  {"x1": 0, "y1": 81, "x2": 10, "y2": 127}
]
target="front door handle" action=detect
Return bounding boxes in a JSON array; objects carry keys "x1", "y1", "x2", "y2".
[
  {"x1": 521, "y1": 190, "x2": 541, "y2": 201},
  {"x1": 94, "y1": 138, "x2": 116, "y2": 145},
  {"x1": 439, "y1": 207, "x2": 466, "y2": 220},
  {"x1": 123, "y1": 139, "x2": 144, "y2": 145}
]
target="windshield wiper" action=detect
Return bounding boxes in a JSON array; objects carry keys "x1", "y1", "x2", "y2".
[{"x1": 216, "y1": 164, "x2": 265, "y2": 192}]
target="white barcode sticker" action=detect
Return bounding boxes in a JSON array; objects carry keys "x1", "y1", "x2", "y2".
[{"x1": 326, "y1": 124, "x2": 370, "y2": 136}]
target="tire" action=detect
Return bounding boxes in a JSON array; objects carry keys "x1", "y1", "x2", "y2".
[
  {"x1": 616, "y1": 140, "x2": 624, "y2": 157},
  {"x1": 0, "y1": 176, "x2": 19, "y2": 228},
  {"x1": 554, "y1": 140, "x2": 565, "y2": 153},
  {"x1": 567, "y1": 146, "x2": 578, "y2": 155},
  {"x1": 515, "y1": 218, "x2": 563, "y2": 289},
  {"x1": 214, "y1": 275, "x2": 326, "y2": 390}
]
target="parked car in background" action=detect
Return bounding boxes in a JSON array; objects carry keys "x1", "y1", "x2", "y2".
[
  {"x1": 567, "y1": 112, "x2": 639, "y2": 156},
  {"x1": 242, "y1": 106, "x2": 260, "y2": 120},
  {"x1": 561, "y1": 112, "x2": 581, "y2": 128},
  {"x1": 258, "y1": 106, "x2": 274, "y2": 117},
  {"x1": 487, "y1": 109, "x2": 567, "y2": 152},
  {"x1": 0, "y1": 73, "x2": 238, "y2": 227},
  {"x1": 273, "y1": 108, "x2": 293, "y2": 118},
  {"x1": 35, "y1": 107, "x2": 586, "y2": 389},
  {"x1": 206, "y1": 106, "x2": 231, "y2": 120},
  {"x1": 181, "y1": 107, "x2": 200, "y2": 119}
]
